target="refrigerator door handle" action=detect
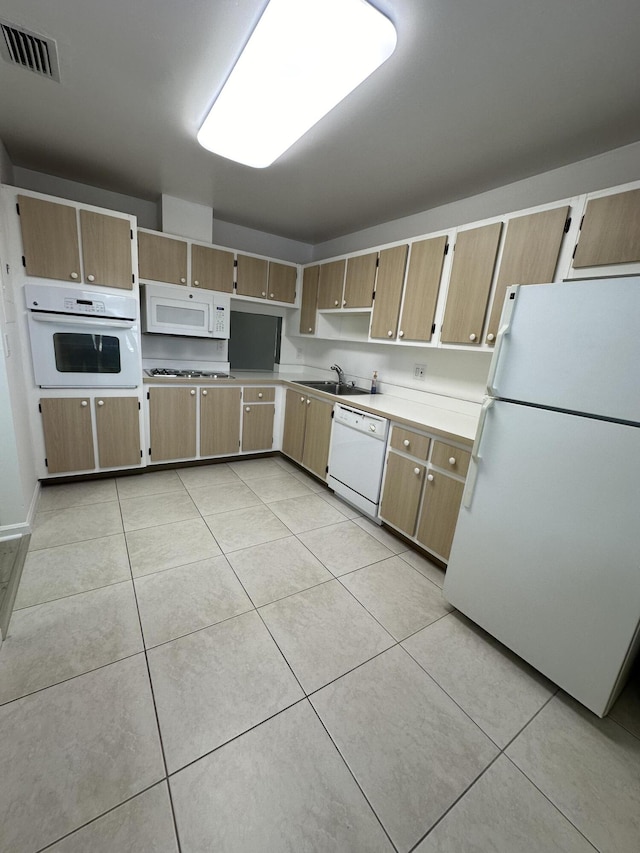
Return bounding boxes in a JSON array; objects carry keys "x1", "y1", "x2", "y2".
[
  {"x1": 486, "y1": 285, "x2": 519, "y2": 396},
  {"x1": 464, "y1": 397, "x2": 494, "y2": 508}
]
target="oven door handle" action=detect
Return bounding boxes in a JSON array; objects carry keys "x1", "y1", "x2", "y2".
[{"x1": 30, "y1": 312, "x2": 136, "y2": 329}]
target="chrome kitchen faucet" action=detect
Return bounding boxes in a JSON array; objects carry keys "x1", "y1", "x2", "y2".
[{"x1": 330, "y1": 364, "x2": 345, "y2": 385}]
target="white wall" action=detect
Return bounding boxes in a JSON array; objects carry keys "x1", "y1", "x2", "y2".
[
  {"x1": 0, "y1": 140, "x2": 14, "y2": 185},
  {"x1": 312, "y1": 140, "x2": 640, "y2": 259},
  {"x1": 212, "y1": 219, "x2": 313, "y2": 265}
]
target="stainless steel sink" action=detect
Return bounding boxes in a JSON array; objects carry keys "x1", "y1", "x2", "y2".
[{"x1": 297, "y1": 381, "x2": 370, "y2": 396}]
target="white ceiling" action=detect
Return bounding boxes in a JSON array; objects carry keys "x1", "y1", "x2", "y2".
[{"x1": 1, "y1": 0, "x2": 639, "y2": 243}]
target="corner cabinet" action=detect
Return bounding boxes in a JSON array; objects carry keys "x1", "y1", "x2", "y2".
[
  {"x1": 40, "y1": 395, "x2": 142, "y2": 474},
  {"x1": 18, "y1": 195, "x2": 134, "y2": 289},
  {"x1": 379, "y1": 425, "x2": 471, "y2": 562},
  {"x1": 282, "y1": 389, "x2": 333, "y2": 480}
]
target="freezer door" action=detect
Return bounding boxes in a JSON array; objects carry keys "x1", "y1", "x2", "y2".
[
  {"x1": 489, "y1": 278, "x2": 640, "y2": 423},
  {"x1": 444, "y1": 400, "x2": 640, "y2": 716}
]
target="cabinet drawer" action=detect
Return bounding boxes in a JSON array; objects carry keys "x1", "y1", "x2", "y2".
[
  {"x1": 243, "y1": 387, "x2": 276, "y2": 403},
  {"x1": 431, "y1": 441, "x2": 471, "y2": 477},
  {"x1": 390, "y1": 426, "x2": 430, "y2": 460}
]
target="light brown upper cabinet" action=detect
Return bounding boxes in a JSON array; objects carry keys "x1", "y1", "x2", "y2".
[
  {"x1": 236, "y1": 254, "x2": 268, "y2": 298},
  {"x1": 200, "y1": 387, "x2": 241, "y2": 456},
  {"x1": 18, "y1": 195, "x2": 81, "y2": 282},
  {"x1": 18, "y1": 196, "x2": 134, "y2": 289},
  {"x1": 440, "y1": 223, "x2": 503, "y2": 345},
  {"x1": 573, "y1": 188, "x2": 640, "y2": 268},
  {"x1": 370, "y1": 245, "x2": 409, "y2": 340},
  {"x1": 267, "y1": 261, "x2": 297, "y2": 303},
  {"x1": 299, "y1": 265, "x2": 319, "y2": 334},
  {"x1": 398, "y1": 236, "x2": 448, "y2": 342},
  {"x1": 138, "y1": 231, "x2": 188, "y2": 285},
  {"x1": 343, "y1": 252, "x2": 377, "y2": 308},
  {"x1": 80, "y1": 211, "x2": 133, "y2": 290},
  {"x1": 485, "y1": 206, "x2": 570, "y2": 343},
  {"x1": 191, "y1": 244, "x2": 234, "y2": 292},
  {"x1": 317, "y1": 259, "x2": 346, "y2": 309}
]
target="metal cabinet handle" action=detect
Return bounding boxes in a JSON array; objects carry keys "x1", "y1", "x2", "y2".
[
  {"x1": 342, "y1": 300, "x2": 347, "y2": 306},
  {"x1": 399, "y1": 330, "x2": 404, "y2": 338},
  {"x1": 300, "y1": 396, "x2": 305, "y2": 402},
  {"x1": 180, "y1": 277, "x2": 186, "y2": 283},
  {"x1": 245, "y1": 406, "x2": 251, "y2": 412},
  {"x1": 70, "y1": 272, "x2": 78, "y2": 279},
  {"x1": 403, "y1": 439, "x2": 410, "y2": 447},
  {"x1": 387, "y1": 330, "x2": 393, "y2": 337},
  {"x1": 449, "y1": 456, "x2": 456, "y2": 465},
  {"x1": 87, "y1": 274, "x2": 95, "y2": 282},
  {"x1": 427, "y1": 473, "x2": 434, "y2": 481},
  {"x1": 202, "y1": 389, "x2": 208, "y2": 396},
  {"x1": 308, "y1": 327, "x2": 312, "y2": 332},
  {"x1": 261, "y1": 291, "x2": 266, "y2": 297},
  {"x1": 190, "y1": 389, "x2": 196, "y2": 396},
  {"x1": 81, "y1": 400, "x2": 88, "y2": 407},
  {"x1": 306, "y1": 399, "x2": 311, "y2": 405},
  {"x1": 469, "y1": 333, "x2": 477, "y2": 342},
  {"x1": 414, "y1": 467, "x2": 421, "y2": 475},
  {"x1": 258, "y1": 392, "x2": 263, "y2": 398},
  {"x1": 269, "y1": 293, "x2": 275, "y2": 298},
  {"x1": 334, "y1": 299, "x2": 339, "y2": 306},
  {"x1": 486, "y1": 333, "x2": 495, "y2": 342},
  {"x1": 97, "y1": 399, "x2": 104, "y2": 407}
]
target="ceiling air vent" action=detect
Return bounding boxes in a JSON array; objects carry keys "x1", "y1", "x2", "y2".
[{"x1": 0, "y1": 20, "x2": 60, "y2": 82}]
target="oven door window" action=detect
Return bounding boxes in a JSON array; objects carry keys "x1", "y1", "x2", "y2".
[{"x1": 53, "y1": 333, "x2": 121, "y2": 374}]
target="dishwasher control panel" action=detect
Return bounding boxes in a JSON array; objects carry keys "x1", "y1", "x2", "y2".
[{"x1": 333, "y1": 404, "x2": 389, "y2": 440}]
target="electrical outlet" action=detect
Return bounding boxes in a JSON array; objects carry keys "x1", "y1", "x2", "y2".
[{"x1": 414, "y1": 364, "x2": 426, "y2": 379}]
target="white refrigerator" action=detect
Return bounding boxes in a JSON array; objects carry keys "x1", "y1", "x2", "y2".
[{"x1": 443, "y1": 277, "x2": 640, "y2": 717}]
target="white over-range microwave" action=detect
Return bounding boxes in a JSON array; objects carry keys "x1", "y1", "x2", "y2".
[
  {"x1": 141, "y1": 282, "x2": 230, "y2": 339},
  {"x1": 25, "y1": 283, "x2": 141, "y2": 388}
]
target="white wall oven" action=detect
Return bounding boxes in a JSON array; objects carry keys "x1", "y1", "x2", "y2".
[{"x1": 25, "y1": 284, "x2": 141, "y2": 388}]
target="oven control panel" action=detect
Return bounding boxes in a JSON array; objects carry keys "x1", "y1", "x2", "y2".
[
  {"x1": 25, "y1": 283, "x2": 137, "y2": 321},
  {"x1": 63, "y1": 297, "x2": 106, "y2": 315}
]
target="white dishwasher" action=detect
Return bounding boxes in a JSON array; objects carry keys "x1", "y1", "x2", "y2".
[{"x1": 327, "y1": 404, "x2": 389, "y2": 520}]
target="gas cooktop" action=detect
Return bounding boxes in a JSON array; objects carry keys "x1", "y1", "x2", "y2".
[{"x1": 145, "y1": 368, "x2": 234, "y2": 379}]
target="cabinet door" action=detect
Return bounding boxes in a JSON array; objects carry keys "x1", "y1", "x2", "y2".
[
  {"x1": 416, "y1": 471, "x2": 465, "y2": 560},
  {"x1": 299, "y1": 266, "x2": 319, "y2": 334},
  {"x1": 317, "y1": 260, "x2": 346, "y2": 309},
  {"x1": 441, "y1": 223, "x2": 503, "y2": 345},
  {"x1": 370, "y1": 245, "x2": 408, "y2": 340},
  {"x1": 18, "y1": 195, "x2": 81, "y2": 282},
  {"x1": 282, "y1": 389, "x2": 307, "y2": 463},
  {"x1": 191, "y1": 244, "x2": 234, "y2": 292},
  {"x1": 138, "y1": 231, "x2": 188, "y2": 285},
  {"x1": 485, "y1": 206, "x2": 569, "y2": 343},
  {"x1": 379, "y1": 451, "x2": 425, "y2": 537},
  {"x1": 242, "y1": 404, "x2": 275, "y2": 451},
  {"x1": 573, "y1": 188, "x2": 640, "y2": 268},
  {"x1": 200, "y1": 387, "x2": 241, "y2": 456},
  {"x1": 236, "y1": 254, "x2": 268, "y2": 298},
  {"x1": 149, "y1": 386, "x2": 197, "y2": 461},
  {"x1": 95, "y1": 397, "x2": 141, "y2": 468},
  {"x1": 343, "y1": 252, "x2": 377, "y2": 308},
  {"x1": 268, "y1": 262, "x2": 297, "y2": 303},
  {"x1": 301, "y1": 397, "x2": 333, "y2": 480},
  {"x1": 40, "y1": 397, "x2": 94, "y2": 474},
  {"x1": 80, "y1": 210, "x2": 133, "y2": 290},
  {"x1": 398, "y1": 236, "x2": 448, "y2": 342}
]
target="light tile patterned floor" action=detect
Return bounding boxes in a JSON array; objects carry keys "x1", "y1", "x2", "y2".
[{"x1": 1, "y1": 455, "x2": 639, "y2": 853}]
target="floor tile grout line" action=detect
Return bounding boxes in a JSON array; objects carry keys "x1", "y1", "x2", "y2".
[
  {"x1": 140, "y1": 602, "x2": 257, "y2": 653},
  {"x1": 406, "y1": 751, "x2": 505, "y2": 853},
  {"x1": 119, "y1": 501, "x2": 184, "y2": 853},
  {"x1": 34, "y1": 780, "x2": 170, "y2": 853},
  {"x1": 12, "y1": 572, "x2": 133, "y2": 612},
  {"x1": 501, "y1": 752, "x2": 602, "y2": 853},
  {"x1": 306, "y1": 697, "x2": 401, "y2": 853}
]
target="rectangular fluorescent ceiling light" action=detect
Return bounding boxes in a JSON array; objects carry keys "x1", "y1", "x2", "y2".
[{"x1": 197, "y1": 0, "x2": 397, "y2": 168}]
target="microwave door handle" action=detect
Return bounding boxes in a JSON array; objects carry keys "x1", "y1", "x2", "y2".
[
  {"x1": 208, "y1": 304, "x2": 214, "y2": 334},
  {"x1": 30, "y1": 313, "x2": 135, "y2": 329}
]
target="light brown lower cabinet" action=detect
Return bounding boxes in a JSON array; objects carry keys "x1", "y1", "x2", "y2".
[
  {"x1": 149, "y1": 386, "x2": 197, "y2": 462},
  {"x1": 200, "y1": 387, "x2": 241, "y2": 456},
  {"x1": 301, "y1": 397, "x2": 333, "y2": 479},
  {"x1": 416, "y1": 471, "x2": 465, "y2": 560},
  {"x1": 242, "y1": 403, "x2": 275, "y2": 451},
  {"x1": 40, "y1": 395, "x2": 141, "y2": 474},
  {"x1": 379, "y1": 451, "x2": 425, "y2": 536},
  {"x1": 282, "y1": 389, "x2": 333, "y2": 480},
  {"x1": 94, "y1": 397, "x2": 141, "y2": 468}
]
